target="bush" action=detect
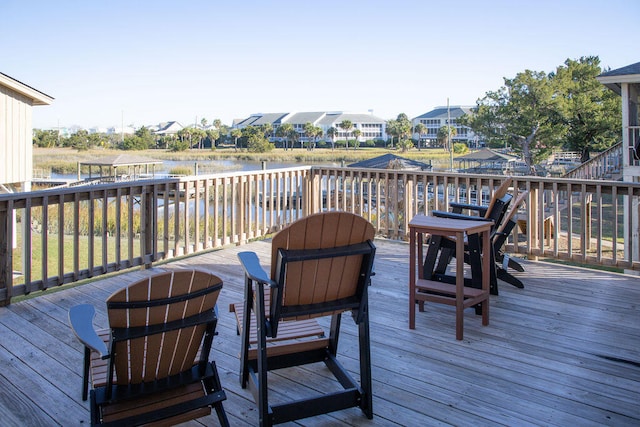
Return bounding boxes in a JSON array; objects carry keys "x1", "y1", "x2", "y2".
[
  {"x1": 373, "y1": 139, "x2": 386, "y2": 147},
  {"x1": 169, "y1": 140, "x2": 190, "y2": 151},
  {"x1": 169, "y1": 166, "x2": 193, "y2": 176},
  {"x1": 361, "y1": 140, "x2": 376, "y2": 148},
  {"x1": 453, "y1": 143, "x2": 469, "y2": 154},
  {"x1": 247, "y1": 135, "x2": 274, "y2": 152}
]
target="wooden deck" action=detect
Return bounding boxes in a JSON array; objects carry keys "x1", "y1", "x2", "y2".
[{"x1": 1, "y1": 239, "x2": 639, "y2": 426}]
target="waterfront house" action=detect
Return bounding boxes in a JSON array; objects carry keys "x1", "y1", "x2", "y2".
[
  {"x1": 233, "y1": 111, "x2": 387, "y2": 144},
  {"x1": 413, "y1": 105, "x2": 477, "y2": 147}
]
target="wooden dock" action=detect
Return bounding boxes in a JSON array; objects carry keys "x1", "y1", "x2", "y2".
[{"x1": 0, "y1": 239, "x2": 638, "y2": 426}]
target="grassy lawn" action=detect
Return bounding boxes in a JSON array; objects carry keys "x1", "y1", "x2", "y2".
[
  {"x1": 13, "y1": 227, "x2": 142, "y2": 285},
  {"x1": 33, "y1": 147, "x2": 454, "y2": 175}
]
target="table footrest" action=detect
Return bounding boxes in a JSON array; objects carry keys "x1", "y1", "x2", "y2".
[{"x1": 415, "y1": 279, "x2": 488, "y2": 308}]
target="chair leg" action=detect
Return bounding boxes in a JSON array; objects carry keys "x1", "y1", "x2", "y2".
[
  {"x1": 82, "y1": 346, "x2": 90, "y2": 401},
  {"x1": 507, "y1": 257, "x2": 525, "y2": 272},
  {"x1": 497, "y1": 268, "x2": 525, "y2": 288},
  {"x1": 254, "y1": 285, "x2": 271, "y2": 427},
  {"x1": 358, "y1": 308, "x2": 373, "y2": 419},
  {"x1": 240, "y1": 278, "x2": 253, "y2": 388},
  {"x1": 205, "y1": 361, "x2": 230, "y2": 427},
  {"x1": 329, "y1": 313, "x2": 342, "y2": 357},
  {"x1": 422, "y1": 235, "x2": 442, "y2": 280},
  {"x1": 434, "y1": 245, "x2": 453, "y2": 275}
]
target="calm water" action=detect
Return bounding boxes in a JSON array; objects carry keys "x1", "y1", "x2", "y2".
[{"x1": 52, "y1": 159, "x2": 340, "y2": 180}]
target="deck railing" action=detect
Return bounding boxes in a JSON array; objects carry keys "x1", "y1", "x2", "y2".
[
  {"x1": 563, "y1": 142, "x2": 623, "y2": 180},
  {"x1": 1, "y1": 165, "x2": 639, "y2": 305}
]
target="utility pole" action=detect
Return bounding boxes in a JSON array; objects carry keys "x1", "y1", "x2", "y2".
[
  {"x1": 121, "y1": 110, "x2": 124, "y2": 144},
  {"x1": 448, "y1": 98, "x2": 453, "y2": 171}
]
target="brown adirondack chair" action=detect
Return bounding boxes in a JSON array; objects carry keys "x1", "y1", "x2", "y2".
[
  {"x1": 69, "y1": 270, "x2": 229, "y2": 426},
  {"x1": 230, "y1": 211, "x2": 376, "y2": 427}
]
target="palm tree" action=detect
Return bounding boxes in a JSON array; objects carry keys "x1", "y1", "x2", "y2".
[
  {"x1": 289, "y1": 126, "x2": 301, "y2": 149},
  {"x1": 396, "y1": 113, "x2": 412, "y2": 147},
  {"x1": 386, "y1": 119, "x2": 397, "y2": 148},
  {"x1": 437, "y1": 125, "x2": 457, "y2": 151},
  {"x1": 414, "y1": 123, "x2": 426, "y2": 150},
  {"x1": 177, "y1": 127, "x2": 193, "y2": 149},
  {"x1": 339, "y1": 120, "x2": 353, "y2": 150},
  {"x1": 217, "y1": 124, "x2": 229, "y2": 146},
  {"x1": 277, "y1": 123, "x2": 294, "y2": 150},
  {"x1": 206, "y1": 129, "x2": 220, "y2": 149},
  {"x1": 327, "y1": 127, "x2": 337, "y2": 151},
  {"x1": 352, "y1": 128, "x2": 361, "y2": 150},
  {"x1": 312, "y1": 126, "x2": 323, "y2": 150},
  {"x1": 192, "y1": 128, "x2": 206, "y2": 149},
  {"x1": 231, "y1": 128, "x2": 242, "y2": 151},
  {"x1": 261, "y1": 123, "x2": 273, "y2": 140},
  {"x1": 303, "y1": 122, "x2": 315, "y2": 149}
]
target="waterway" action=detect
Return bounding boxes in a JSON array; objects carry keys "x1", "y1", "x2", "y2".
[{"x1": 51, "y1": 158, "x2": 340, "y2": 180}]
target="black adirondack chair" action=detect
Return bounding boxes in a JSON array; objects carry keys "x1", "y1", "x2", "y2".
[
  {"x1": 425, "y1": 178, "x2": 514, "y2": 296},
  {"x1": 493, "y1": 190, "x2": 529, "y2": 288}
]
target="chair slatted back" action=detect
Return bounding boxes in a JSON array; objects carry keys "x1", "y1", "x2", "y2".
[
  {"x1": 269, "y1": 212, "x2": 375, "y2": 323},
  {"x1": 483, "y1": 177, "x2": 513, "y2": 220},
  {"x1": 487, "y1": 193, "x2": 513, "y2": 232},
  {"x1": 498, "y1": 191, "x2": 529, "y2": 234},
  {"x1": 106, "y1": 270, "x2": 222, "y2": 385}
]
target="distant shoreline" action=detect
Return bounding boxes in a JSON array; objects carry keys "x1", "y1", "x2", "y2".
[{"x1": 34, "y1": 147, "x2": 452, "y2": 174}]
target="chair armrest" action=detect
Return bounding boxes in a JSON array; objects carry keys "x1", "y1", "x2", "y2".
[
  {"x1": 238, "y1": 251, "x2": 275, "y2": 286},
  {"x1": 68, "y1": 304, "x2": 108, "y2": 358},
  {"x1": 449, "y1": 202, "x2": 488, "y2": 216},
  {"x1": 432, "y1": 210, "x2": 495, "y2": 222}
]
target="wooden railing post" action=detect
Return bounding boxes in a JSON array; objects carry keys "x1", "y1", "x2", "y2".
[
  {"x1": 528, "y1": 186, "x2": 539, "y2": 261},
  {"x1": 404, "y1": 176, "x2": 414, "y2": 240},
  {"x1": 0, "y1": 206, "x2": 11, "y2": 306},
  {"x1": 585, "y1": 193, "x2": 592, "y2": 252},
  {"x1": 142, "y1": 185, "x2": 156, "y2": 268}
]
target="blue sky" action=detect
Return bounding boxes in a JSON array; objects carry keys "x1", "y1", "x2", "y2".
[{"x1": 2, "y1": 0, "x2": 638, "y2": 130}]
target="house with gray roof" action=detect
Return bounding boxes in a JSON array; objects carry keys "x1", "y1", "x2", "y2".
[
  {"x1": 412, "y1": 106, "x2": 477, "y2": 147},
  {"x1": 153, "y1": 121, "x2": 184, "y2": 135},
  {"x1": 235, "y1": 113, "x2": 289, "y2": 129},
  {"x1": 319, "y1": 112, "x2": 386, "y2": 141},
  {"x1": 233, "y1": 111, "x2": 387, "y2": 144}
]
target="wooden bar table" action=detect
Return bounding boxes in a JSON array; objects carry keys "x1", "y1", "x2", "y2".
[{"x1": 409, "y1": 214, "x2": 493, "y2": 340}]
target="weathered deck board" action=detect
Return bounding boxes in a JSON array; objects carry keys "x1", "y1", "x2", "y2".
[{"x1": 1, "y1": 238, "x2": 639, "y2": 426}]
